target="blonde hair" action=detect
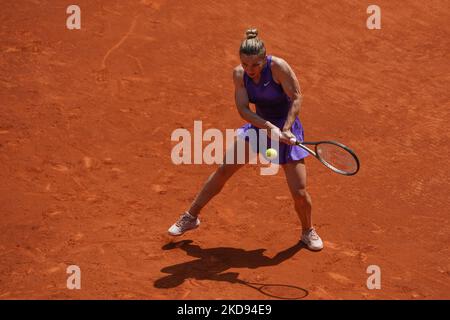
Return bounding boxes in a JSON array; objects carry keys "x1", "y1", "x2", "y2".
[{"x1": 239, "y1": 28, "x2": 266, "y2": 57}]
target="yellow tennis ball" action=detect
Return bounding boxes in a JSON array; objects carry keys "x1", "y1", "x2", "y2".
[{"x1": 266, "y1": 148, "x2": 278, "y2": 160}]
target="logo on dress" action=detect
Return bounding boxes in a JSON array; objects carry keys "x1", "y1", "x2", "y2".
[{"x1": 263, "y1": 81, "x2": 270, "y2": 87}]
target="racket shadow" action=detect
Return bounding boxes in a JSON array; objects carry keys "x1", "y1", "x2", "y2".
[
  {"x1": 207, "y1": 272, "x2": 308, "y2": 300},
  {"x1": 155, "y1": 240, "x2": 308, "y2": 299},
  {"x1": 243, "y1": 282, "x2": 308, "y2": 300}
]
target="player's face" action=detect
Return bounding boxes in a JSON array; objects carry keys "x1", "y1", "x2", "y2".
[{"x1": 240, "y1": 54, "x2": 266, "y2": 79}]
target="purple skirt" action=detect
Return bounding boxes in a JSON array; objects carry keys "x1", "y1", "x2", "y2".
[{"x1": 236, "y1": 117, "x2": 309, "y2": 164}]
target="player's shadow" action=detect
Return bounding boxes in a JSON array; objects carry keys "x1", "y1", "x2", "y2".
[{"x1": 154, "y1": 240, "x2": 307, "y2": 298}]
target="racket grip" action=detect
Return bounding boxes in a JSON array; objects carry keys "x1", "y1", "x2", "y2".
[{"x1": 290, "y1": 137, "x2": 297, "y2": 145}]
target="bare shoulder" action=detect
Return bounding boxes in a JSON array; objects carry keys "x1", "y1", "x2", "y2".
[
  {"x1": 233, "y1": 65, "x2": 245, "y2": 86},
  {"x1": 270, "y1": 56, "x2": 297, "y2": 83},
  {"x1": 233, "y1": 65, "x2": 244, "y2": 78},
  {"x1": 270, "y1": 56, "x2": 292, "y2": 74}
]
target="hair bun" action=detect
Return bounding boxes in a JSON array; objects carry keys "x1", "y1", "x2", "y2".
[{"x1": 245, "y1": 28, "x2": 258, "y2": 39}]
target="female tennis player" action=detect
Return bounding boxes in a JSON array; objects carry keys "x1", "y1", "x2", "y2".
[{"x1": 168, "y1": 29, "x2": 323, "y2": 251}]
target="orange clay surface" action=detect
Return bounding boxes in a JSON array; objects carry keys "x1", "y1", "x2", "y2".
[{"x1": 0, "y1": 0, "x2": 449, "y2": 299}]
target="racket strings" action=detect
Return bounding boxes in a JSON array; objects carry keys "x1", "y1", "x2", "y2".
[{"x1": 316, "y1": 143, "x2": 358, "y2": 174}]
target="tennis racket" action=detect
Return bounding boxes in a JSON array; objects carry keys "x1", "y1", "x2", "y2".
[{"x1": 290, "y1": 138, "x2": 360, "y2": 176}]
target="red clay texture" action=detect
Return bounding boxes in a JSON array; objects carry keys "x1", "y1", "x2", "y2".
[{"x1": 0, "y1": 0, "x2": 449, "y2": 299}]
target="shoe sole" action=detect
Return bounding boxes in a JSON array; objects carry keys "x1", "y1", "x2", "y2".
[
  {"x1": 301, "y1": 239, "x2": 323, "y2": 251},
  {"x1": 168, "y1": 223, "x2": 200, "y2": 236}
]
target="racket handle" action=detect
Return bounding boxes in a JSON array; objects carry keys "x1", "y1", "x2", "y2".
[{"x1": 290, "y1": 137, "x2": 298, "y2": 145}]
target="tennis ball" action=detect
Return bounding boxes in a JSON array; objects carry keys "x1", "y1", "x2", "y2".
[{"x1": 266, "y1": 148, "x2": 278, "y2": 160}]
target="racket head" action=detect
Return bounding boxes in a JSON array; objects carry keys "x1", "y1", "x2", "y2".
[{"x1": 313, "y1": 141, "x2": 360, "y2": 176}]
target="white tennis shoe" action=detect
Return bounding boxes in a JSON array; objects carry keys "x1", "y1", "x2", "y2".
[
  {"x1": 301, "y1": 228, "x2": 323, "y2": 251},
  {"x1": 168, "y1": 212, "x2": 200, "y2": 236}
]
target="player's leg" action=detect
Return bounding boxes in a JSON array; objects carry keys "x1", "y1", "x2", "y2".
[
  {"x1": 282, "y1": 159, "x2": 323, "y2": 250},
  {"x1": 168, "y1": 138, "x2": 251, "y2": 236},
  {"x1": 187, "y1": 138, "x2": 250, "y2": 217}
]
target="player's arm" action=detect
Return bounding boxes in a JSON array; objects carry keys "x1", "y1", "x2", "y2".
[
  {"x1": 233, "y1": 67, "x2": 278, "y2": 131},
  {"x1": 272, "y1": 58, "x2": 303, "y2": 136}
]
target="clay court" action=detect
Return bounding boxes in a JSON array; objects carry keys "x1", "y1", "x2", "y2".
[{"x1": 0, "y1": 0, "x2": 449, "y2": 299}]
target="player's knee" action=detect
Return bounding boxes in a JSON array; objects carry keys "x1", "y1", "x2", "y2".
[{"x1": 292, "y1": 188, "x2": 309, "y2": 203}]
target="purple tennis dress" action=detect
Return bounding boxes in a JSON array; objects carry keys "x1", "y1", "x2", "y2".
[{"x1": 237, "y1": 55, "x2": 309, "y2": 164}]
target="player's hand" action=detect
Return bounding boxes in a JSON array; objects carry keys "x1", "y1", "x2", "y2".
[
  {"x1": 266, "y1": 125, "x2": 283, "y2": 141},
  {"x1": 265, "y1": 126, "x2": 296, "y2": 145},
  {"x1": 281, "y1": 129, "x2": 296, "y2": 145}
]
